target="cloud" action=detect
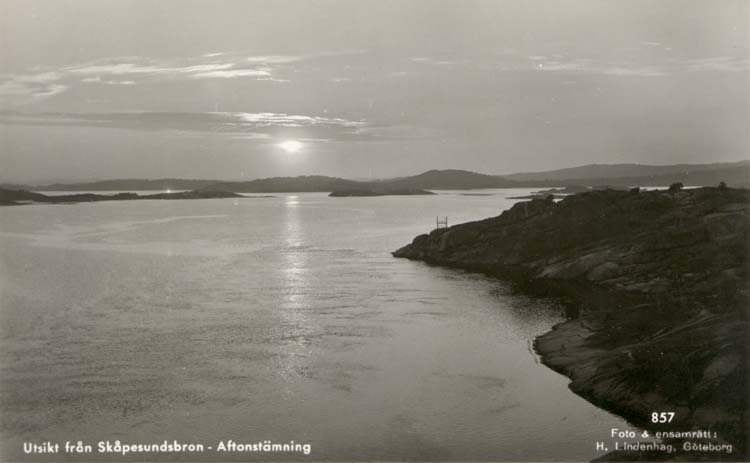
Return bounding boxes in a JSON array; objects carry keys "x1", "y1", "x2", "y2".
[
  {"x1": 245, "y1": 55, "x2": 301, "y2": 64},
  {"x1": 409, "y1": 57, "x2": 458, "y2": 66},
  {"x1": 67, "y1": 63, "x2": 168, "y2": 75},
  {"x1": 14, "y1": 71, "x2": 62, "y2": 84},
  {"x1": 685, "y1": 57, "x2": 749, "y2": 72},
  {"x1": 0, "y1": 77, "x2": 68, "y2": 102},
  {"x1": 30, "y1": 84, "x2": 69, "y2": 97},
  {"x1": 81, "y1": 76, "x2": 137, "y2": 85},
  {"x1": 0, "y1": 110, "x2": 377, "y2": 143},
  {"x1": 529, "y1": 56, "x2": 667, "y2": 77},
  {"x1": 3, "y1": 48, "x2": 746, "y2": 108},
  {"x1": 0, "y1": 110, "x2": 434, "y2": 146},
  {"x1": 191, "y1": 69, "x2": 271, "y2": 79},
  {"x1": 65, "y1": 60, "x2": 270, "y2": 79},
  {"x1": 231, "y1": 112, "x2": 365, "y2": 128},
  {"x1": 0, "y1": 50, "x2": 370, "y2": 106},
  {"x1": 534, "y1": 60, "x2": 586, "y2": 72},
  {"x1": 602, "y1": 66, "x2": 666, "y2": 77},
  {"x1": 175, "y1": 63, "x2": 237, "y2": 73},
  {"x1": 409, "y1": 53, "x2": 671, "y2": 77},
  {"x1": 0, "y1": 81, "x2": 37, "y2": 96},
  {"x1": 0, "y1": 52, "x2": 304, "y2": 104},
  {"x1": 527, "y1": 53, "x2": 747, "y2": 77},
  {"x1": 231, "y1": 133, "x2": 272, "y2": 140},
  {"x1": 0, "y1": 72, "x2": 64, "y2": 97}
]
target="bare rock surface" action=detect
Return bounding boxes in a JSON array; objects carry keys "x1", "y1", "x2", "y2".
[{"x1": 393, "y1": 187, "x2": 749, "y2": 459}]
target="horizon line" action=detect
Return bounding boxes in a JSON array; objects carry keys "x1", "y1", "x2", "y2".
[{"x1": 2, "y1": 158, "x2": 749, "y2": 186}]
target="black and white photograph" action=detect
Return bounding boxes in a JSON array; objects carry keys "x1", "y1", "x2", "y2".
[{"x1": 0, "y1": 1, "x2": 748, "y2": 461}]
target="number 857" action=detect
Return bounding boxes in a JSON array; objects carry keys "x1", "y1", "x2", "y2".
[{"x1": 651, "y1": 412, "x2": 674, "y2": 423}]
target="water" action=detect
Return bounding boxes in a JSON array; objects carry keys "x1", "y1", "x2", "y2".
[{"x1": 0, "y1": 190, "x2": 633, "y2": 461}]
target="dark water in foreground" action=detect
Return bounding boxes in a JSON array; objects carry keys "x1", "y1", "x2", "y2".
[{"x1": 1, "y1": 190, "x2": 634, "y2": 461}]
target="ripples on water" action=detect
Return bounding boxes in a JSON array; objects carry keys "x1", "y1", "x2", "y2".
[{"x1": 1, "y1": 190, "x2": 632, "y2": 461}]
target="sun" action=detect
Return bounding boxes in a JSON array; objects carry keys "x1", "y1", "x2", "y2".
[{"x1": 278, "y1": 140, "x2": 304, "y2": 153}]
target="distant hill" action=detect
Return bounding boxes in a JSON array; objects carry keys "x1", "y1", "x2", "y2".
[
  {"x1": 513, "y1": 164, "x2": 750, "y2": 189},
  {"x1": 205, "y1": 170, "x2": 519, "y2": 193},
  {"x1": 6, "y1": 161, "x2": 748, "y2": 193},
  {"x1": 0, "y1": 183, "x2": 34, "y2": 190},
  {"x1": 382, "y1": 169, "x2": 518, "y2": 189},
  {"x1": 502, "y1": 161, "x2": 750, "y2": 183},
  {"x1": 31, "y1": 178, "x2": 221, "y2": 191}
]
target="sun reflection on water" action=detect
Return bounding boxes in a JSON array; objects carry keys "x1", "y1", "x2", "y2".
[
  {"x1": 277, "y1": 195, "x2": 315, "y2": 386},
  {"x1": 283, "y1": 196, "x2": 305, "y2": 289}
]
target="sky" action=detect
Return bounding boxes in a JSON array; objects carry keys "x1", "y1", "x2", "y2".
[{"x1": 0, "y1": 0, "x2": 748, "y2": 182}]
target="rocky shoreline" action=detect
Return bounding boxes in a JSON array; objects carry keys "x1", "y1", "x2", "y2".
[{"x1": 392, "y1": 187, "x2": 749, "y2": 460}]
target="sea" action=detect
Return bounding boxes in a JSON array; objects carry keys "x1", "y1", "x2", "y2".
[{"x1": 0, "y1": 189, "x2": 638, "y2": 461}]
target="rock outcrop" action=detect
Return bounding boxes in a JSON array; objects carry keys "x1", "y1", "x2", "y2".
[{"x1": 393, "y1": 187, "x2": 749, "y2": 459}]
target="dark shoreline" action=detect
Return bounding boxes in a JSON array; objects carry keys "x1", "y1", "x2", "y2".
[
  {"x1": 392, "y1": 187, "x2": 749, "y2": 460},
  {"x1": 0, "y1": 188, "x2": 244, "y2": 206}
]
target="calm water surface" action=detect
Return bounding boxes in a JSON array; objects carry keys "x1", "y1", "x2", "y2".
[{"x1": 1, "y1": 190, "x2": 631, "y2": 461}]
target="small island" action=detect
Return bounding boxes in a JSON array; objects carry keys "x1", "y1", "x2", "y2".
[
  {"x1": 0, "y1": 188, "x2": 244, "y2": 206},
  {"x1": 393, "y1": 186, "x2": 749, "y2": 459}
]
